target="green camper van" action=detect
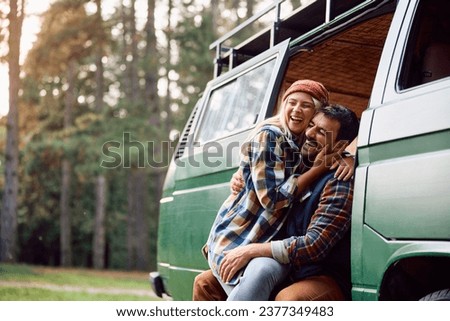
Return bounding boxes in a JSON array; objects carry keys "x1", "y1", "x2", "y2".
[{"x1": 150, "y1": 0, "x2": 450, "y2": 300}]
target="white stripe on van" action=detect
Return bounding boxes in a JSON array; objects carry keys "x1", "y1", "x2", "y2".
[
  {"x1": 160, "y1": 197, "x2": 174, "y2": 204},
  {"x1": 158, "y1": 262, "x2": 205, "y2": 274},
  {"x1": 172, "y1": 182, "x2": 230, "y2": 196}
]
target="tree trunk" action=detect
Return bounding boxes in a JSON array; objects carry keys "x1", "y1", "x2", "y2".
[
  {"x1": 145, "y1": 0, "x2": 159, "y2": 112},
  {"x1": 133, "y1": 169, "x2": 149, "y2": 270},
  {"x1": 164, "y1": 0, "x2": 173, "y2": 118},
  {"x1": 93, "y1": 175, "x2": 106, "y2": 269},
  {"x1": 94, "y1": 0, "x2": 104, "y2": 114},
  {"x1": 211, "y1": 0, "x2": 220, "y2": 31},
  {"x1": 92, "y1": 0, "x2": 108, "y2": 270},
  {"x1": 126, "y1": 171, "x2": 136, "y2": 270},
  {"x1": 60, "y1": 159, "x2": 72, "y2": 266},
  {"x1": 0, "y1": 0, "x2": 23, "y2": 263},
  {"x1": 144, "y1": 0, "x2": 162, "y2": 270},
  {"x1": 126, "y1": 168, "x2": 149, "y2": 270},
  {"x1": 60, "y1": 59, "x2": 76, "y2": 267},
  {"x1": 129, "y1": 0, "x2": 139, "y2": 103},
  {"x1": 124, "y1": 0, "x2": 150, "y2": 270}
]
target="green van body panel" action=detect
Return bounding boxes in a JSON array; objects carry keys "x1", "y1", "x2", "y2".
[{"x1": 153, "y1": 0, "x2": 450, "y2": 301}]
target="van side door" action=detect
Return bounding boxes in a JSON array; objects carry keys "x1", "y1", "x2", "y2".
[{"x1": 353, "y1": 0, "x2": 450, "y2": 300}]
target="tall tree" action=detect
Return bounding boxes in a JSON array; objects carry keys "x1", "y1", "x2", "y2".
[
  {"x1": 24, "y1": 0, "x2": 93, "y2": 266},
  {"x1": 92, "y1": 0, "x2": 107, "y2": 270},
  {"x1": 122, "y1": 0, "x2": 150, "y2": 270},
  {"x1": 144, "y1": 0, "x2": 161, "y2": 270},
  {"x1": 60, "y1": 57, "x2": 77, "y2": 267},
  {"x1": 0, "y1": 0, "x2": 24, "y2": 263}
]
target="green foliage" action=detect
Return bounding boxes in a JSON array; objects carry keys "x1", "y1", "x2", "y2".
[
  {"x1": 24, "y1": 0, "x2": 94, "y2": 78},
  {"x1": 7, "y1": 0, "x2": 252, "y2": 271}
]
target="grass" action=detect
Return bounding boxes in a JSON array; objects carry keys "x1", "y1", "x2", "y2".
[
  {"x1": 0, "y1": 263, "x2": 162, "y2": 301},
  {"x1": 0, "y1": 287, "x2": 152, "y2": 301}
]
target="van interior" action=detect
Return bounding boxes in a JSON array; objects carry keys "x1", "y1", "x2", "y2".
[{"x1": 214, "y1": 0, "x2": 450, "y2": 119}]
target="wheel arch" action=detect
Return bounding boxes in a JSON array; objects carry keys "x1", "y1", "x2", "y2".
[{"x1": 378, "y1": 242, "x2": 450, "y2": 300}]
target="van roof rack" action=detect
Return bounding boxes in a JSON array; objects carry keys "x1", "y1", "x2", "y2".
[
  {"x1": 210, "y1": 0, "x2": 380, "y2": 78},
  {"x1": 210, "y1": 0, "x2": 284, "y2": 77}
]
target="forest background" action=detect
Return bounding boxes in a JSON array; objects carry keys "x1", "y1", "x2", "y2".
[{"x1": 0, "y1": 0, "x2": 306, "y2": 272}]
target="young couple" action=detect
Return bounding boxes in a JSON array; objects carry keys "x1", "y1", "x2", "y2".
[{"x1": 194, "y1": 79, "x2": 360, "y2": 301}]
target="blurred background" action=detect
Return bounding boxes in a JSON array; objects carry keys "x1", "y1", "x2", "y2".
[{"x1": 0, "y1": 0, "x2": 311, "y2": 274}]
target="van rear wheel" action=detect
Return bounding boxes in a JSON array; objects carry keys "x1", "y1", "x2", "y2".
[{"x1": 419, "y1": 289, "x2": 450, "y2": 301}]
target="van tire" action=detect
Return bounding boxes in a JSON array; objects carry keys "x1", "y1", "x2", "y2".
[{"x1": 419, "y1": 289, "x2": 450, "y2": 301}]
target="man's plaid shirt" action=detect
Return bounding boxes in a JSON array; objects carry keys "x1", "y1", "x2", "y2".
[{"x1": 206, "y1": 125, "x2": 303, "y2": 285}]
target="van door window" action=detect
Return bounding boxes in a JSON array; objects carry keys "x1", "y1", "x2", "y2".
[
  {"x1": 399, "y1": 0, "x2": 450, "y2": 89},
  {"x1": 195, "y1": 58, "x2": 276, "y2": 144}
]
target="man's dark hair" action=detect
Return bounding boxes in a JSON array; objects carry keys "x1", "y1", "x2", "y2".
[{"x1": 319, "y1": 104, "x2": 360, "y2": 142}]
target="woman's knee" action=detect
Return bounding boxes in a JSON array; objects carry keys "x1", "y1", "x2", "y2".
[{"x1": 246, "y1": 257, "x2": 286, "y2": 279}]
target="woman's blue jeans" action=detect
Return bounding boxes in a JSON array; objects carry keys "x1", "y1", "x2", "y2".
[{"x1": 219, "y1": 257, "x2": 290, "y2": 301}]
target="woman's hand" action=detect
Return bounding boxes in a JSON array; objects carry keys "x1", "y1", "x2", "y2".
[
  {"x1": 219, "y1": 243, "x2": 271, "y2": 283},
  {"x1": 331, "y1": 155, "x2": 355, "y2": 181},
  {"x1": 230, "y1": 170, "x2": 245, "y2": 195},
  {"x1": 219, "y1": 245, "x2": 253, "y2": 283},
  {"x1": 312, "y1": 140, "x2": 348, "y2": 171},
  {"x1": 219, "y1": 244, "x2": 254, "y2": 283}
]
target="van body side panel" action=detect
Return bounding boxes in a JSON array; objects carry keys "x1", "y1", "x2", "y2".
[
  {"x1": 351, "y1": 0, "x2": 412, "y2": 300},
  {"x1": 364, "y1": 0, "x2": 450, "y2": 241},
  {"x1": 365, "y1": 140, "x2": 450, "y2": 240},
  {"x1": 354, "y1": 0, "x2": 450, "y2": 299},
  {"x1": 350, "y1": 165, "x2": 369, "y2": 296},
  {"x1": 370, "y1": 92, "x2": 450, "y2": 144},
  {"x1": 158, "y1": 137, "x2": 243, "y2": 300}
]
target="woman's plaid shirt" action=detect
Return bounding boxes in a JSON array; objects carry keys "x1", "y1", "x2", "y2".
[{"x1": 206, "y1": 125, "x2": 303, "y2": 285}]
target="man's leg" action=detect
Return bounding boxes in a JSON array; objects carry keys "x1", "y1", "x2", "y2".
[
  {"x1": 192, "y1": 269, "x2": 227, "y2": 301},
  {"x1": 274, "y1": 275, "x2": 345, "y2": 301}
]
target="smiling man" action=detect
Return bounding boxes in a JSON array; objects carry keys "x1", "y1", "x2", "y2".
[{"x1": 193, "y1": 104, "x2": 360, "y2": 301}]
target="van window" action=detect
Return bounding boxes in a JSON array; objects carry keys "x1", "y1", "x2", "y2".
[
  {"x1": 195, "y1": 57, "x2": 276, "y2": 144},
  {"x1": 399, "y1": 0, "x2": 450, "y2": 89}
]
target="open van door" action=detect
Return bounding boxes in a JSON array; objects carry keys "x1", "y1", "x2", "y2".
[{"x1": 156, "y1": 38, "x2": 291, "y2": 300}]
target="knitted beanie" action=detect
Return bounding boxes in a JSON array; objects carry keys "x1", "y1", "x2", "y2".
[{"x1": 282, "y1": 79, "x2": 329, "y2": 105}]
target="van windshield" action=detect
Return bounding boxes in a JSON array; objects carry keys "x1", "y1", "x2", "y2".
[{"x1": 195, "y1": 57, "x2": 277, "y2": 144}]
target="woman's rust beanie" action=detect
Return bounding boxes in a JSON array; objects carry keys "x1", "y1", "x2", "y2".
[{"x1": 282, "y1": 79, "x2": 329, "y2": 105}]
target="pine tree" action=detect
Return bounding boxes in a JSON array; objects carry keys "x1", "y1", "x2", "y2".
[{"x1": 0, "y1": 0, "x2": 24, "y2": 263}]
